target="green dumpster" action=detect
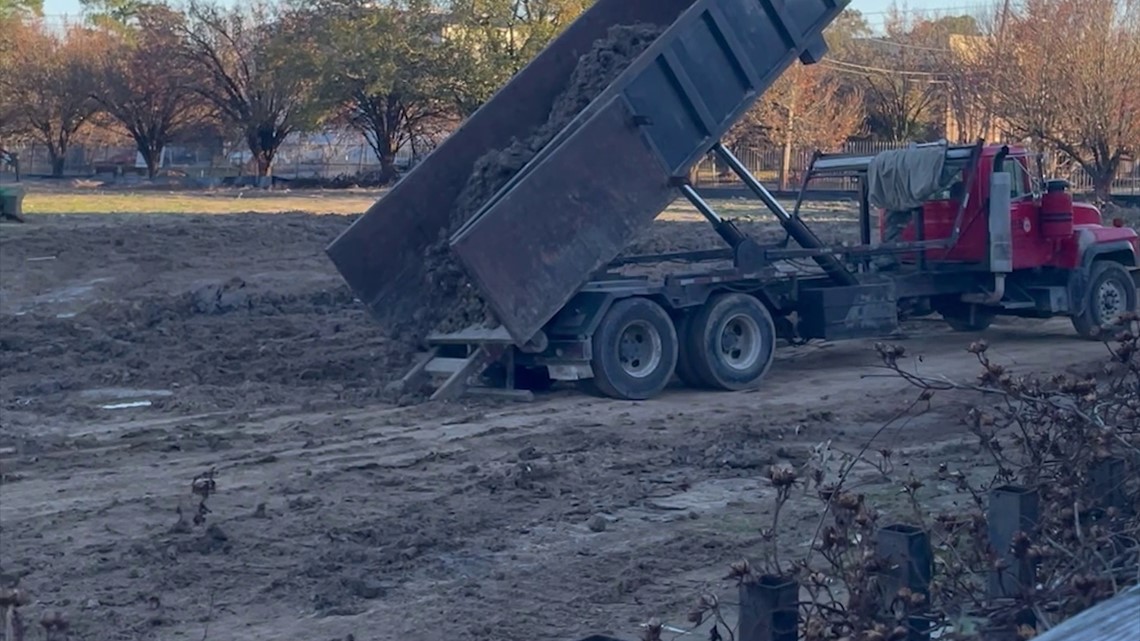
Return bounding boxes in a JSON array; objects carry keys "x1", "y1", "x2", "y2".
[{"x1": 0, "y1": 184, "x2": 25, "y2": 222}]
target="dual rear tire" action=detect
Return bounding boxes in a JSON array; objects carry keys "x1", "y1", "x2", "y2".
[
  {"x1": 589, "y1": 293, "x2": 775, "y2": 400},
  {"x1": 677, "y1": 293, "x2": 776, "y2": 391}
]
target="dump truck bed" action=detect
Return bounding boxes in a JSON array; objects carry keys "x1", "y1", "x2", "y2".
[{"x1": 326, "y1": 0, "x2": 850, "y2": 346}]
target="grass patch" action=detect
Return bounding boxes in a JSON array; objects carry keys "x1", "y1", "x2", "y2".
[
  {"x1": 16, "y1": 186, "x2": 860, "y2": 222},
  {"x1": 22, "y1": 190, "x2": 382, "y2": 215}
]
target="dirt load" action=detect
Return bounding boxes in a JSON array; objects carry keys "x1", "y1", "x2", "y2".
[{"x1": 419, "y1": 24, "x2": 664, "y2": 338}]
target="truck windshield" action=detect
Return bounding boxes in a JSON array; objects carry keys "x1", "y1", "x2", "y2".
[{"x1": 1002, "y1": 157, "x2": 1032, "y2": 199}]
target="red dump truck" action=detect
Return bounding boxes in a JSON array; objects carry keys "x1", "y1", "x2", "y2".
[{"x1": 325, "y1": 0, "x2": 1139, "y2": 401}]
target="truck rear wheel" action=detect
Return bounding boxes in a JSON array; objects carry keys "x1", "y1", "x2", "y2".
[
  {"x1": 686, "y1": 293, "x2": 776, "y2": 391},
  {"x1": 590, "y1": 297, "x2": 678, "y2": 400},
  {"x1": 673, "y1": 312, "x2": 705, "y2": 388},
  {"x1": 1072, "y1": 261, "x2": 1137, "y2": 340}
]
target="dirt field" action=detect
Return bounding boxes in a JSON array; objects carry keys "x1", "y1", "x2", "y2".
[{"x1": 0, "y1": 195, "x2": 1120, "y2": 641}]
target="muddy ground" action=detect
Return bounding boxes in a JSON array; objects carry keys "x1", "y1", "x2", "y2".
[{"x1": 0, "y1": 206, "x2": 1121, "y2": 641}]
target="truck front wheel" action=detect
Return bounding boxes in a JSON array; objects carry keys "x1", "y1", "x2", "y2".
[
  {"x1": 1072, "y1": 261, "x2": 1137, "y2": 340},
  {"x1": 685, "y1": 293, "x2": 776, "y2": 391},
  {"x1": 590, "y1": 297, "x2": 678, "y2": 400}
]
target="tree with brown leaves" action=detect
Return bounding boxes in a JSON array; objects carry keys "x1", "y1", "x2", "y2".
[
  {"x1": 0, "y1": 19, "x2": 102, "y2": 176},
  {"x1": 980, "y1": 0, "x2": 1140, "y2": 201},
  {"x1": 729, "y1": 63, "x2": 864, "y2": 189},
  {"x1": 87, "y1": 5, "x2": 205, "y2": 179}
]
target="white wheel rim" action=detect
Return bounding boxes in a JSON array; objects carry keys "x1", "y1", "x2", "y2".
[
  {"x1": 716, "y1": 313, "x2": 763, "y2": 371},
  {"x1": 1096, "y1": 279, "x2": 1126, "y2": 325},
  {"x1": 617, "y1": 320, "x2": 662, "y2": 378}
]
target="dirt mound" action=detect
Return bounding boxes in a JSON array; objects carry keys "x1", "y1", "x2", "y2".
[{"x1": 416, "y1": 23, "x2": 665, "y2": 339}]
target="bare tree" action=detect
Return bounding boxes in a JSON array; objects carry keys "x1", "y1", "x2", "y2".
[
  {"x1": 856, "y1": 11, "x2": 971, "y2": 142},
  {"x1": 729, "y1": 64, "x2": 864, "y2": 189},
  {"x1": 88, "y1": 5, "x2": 204, "y2": 178},
  {"x1": 982, "y1": 0, "x2": 1140, "y2": 200},
  {"x1": 0, "y1": 19, "x2": 102, "y2": 176},
  {"x1": 178, "y1": 0, "x2": 322, "y2": 178},
  {"x1": 941, "y1": 32, "x2": 998, "y2": 144}
]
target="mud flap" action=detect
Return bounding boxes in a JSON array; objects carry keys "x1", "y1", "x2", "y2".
[{"x1": 450, "y1": 96, "x2": 676, "y2": 345}]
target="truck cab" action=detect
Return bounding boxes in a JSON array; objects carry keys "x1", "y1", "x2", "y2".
[
  {"x1": 870, "y1": 143, "x2": 1139, "y2": 337},
  {"x1": 887, "y1": 145, "x2": 1138, "y2": 271}
]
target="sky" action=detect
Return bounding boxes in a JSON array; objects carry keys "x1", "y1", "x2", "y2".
[{"x1": 40, "y1": 0, "x2": 982, "y2": 30}]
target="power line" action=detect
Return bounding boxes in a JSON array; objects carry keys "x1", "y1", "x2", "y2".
[
  {"x1": 823, "y1": 58, "x2": 944, "y2": 77},
  {"x1": 861, "y1": 36, "x2": 953, "y2": 53}
]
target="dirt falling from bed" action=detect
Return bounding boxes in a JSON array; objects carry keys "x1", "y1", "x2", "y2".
[{"x1": 415, "y1": 23, "x2": 665, "y2": 341}]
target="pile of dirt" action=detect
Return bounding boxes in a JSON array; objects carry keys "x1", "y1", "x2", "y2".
[{"x1": 417, "y1": 23, "x2": 665, "y2": 338}]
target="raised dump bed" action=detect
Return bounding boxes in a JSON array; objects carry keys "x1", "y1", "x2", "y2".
[{"x1": 326, "y1": 0, "x2": 850, "y2": 347}]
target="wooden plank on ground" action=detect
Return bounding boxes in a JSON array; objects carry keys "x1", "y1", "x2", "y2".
[
  {"x1": 395, "y1": 348, "x2": 438, "y2": 386},
  {"x1": 429, "y1": 346, "x2": 492, "y2": 402}
]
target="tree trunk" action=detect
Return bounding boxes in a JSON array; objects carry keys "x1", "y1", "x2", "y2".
[
  {"x1": 50, "y1": 152, "x2": 66, "y2": 178},
  {"x1": 779, "y1": 137, "x2": 793, "y2": 192},
  {"x1": 377, "y1": 132, "x2": 398, "y2": 184},
  {"x1": 254, "y1": 153, "x2": 272, "y2": 179},
  {"x1": 778, "y1": 92, "x2": 797, "y2": 192},
  {"x1": 362, "y1": 121, "x2": 398, "y2": 185},
  {"x1": 379, "y1": 154, "x2": 397, "y2": 185},
  {"x1": 1091, "y1": 170, "x2": 1115, "y2": 204},
  {"x1": 138, "y1": 142, "x2": 161, "y2": 180},
  {"x1": 248, "y1": 126, "x2": 279, "y2": 179}
]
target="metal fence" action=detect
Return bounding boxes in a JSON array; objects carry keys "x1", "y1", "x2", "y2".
[
  {"x1": 4, "y1": 134, "x2": 1137, "y2": 196},
  {"x1": 2, "y1": 131, "x2": 418, "y2": 182},
  {"x1": 691, "y1": 140, "x2": 1140, "y2": 196}
]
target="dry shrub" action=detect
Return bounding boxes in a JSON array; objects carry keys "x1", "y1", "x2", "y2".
[{"x1": 689, "y1": 313, "x2": 1139, "y2": 641}]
